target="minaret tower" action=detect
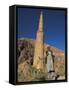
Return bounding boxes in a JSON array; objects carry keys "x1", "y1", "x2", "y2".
[{"x1": 33, "y1": 12, "x2": 44, "y2": 70}]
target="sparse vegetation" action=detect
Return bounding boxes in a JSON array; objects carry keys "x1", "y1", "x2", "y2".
[
  {"x1": 17, "y1": 38, "x2": 65, "y2": 82},
  {"x1": 18, "y1": 61, "x2": 47, "y2": 82}
]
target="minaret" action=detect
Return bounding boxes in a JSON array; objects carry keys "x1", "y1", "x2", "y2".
[{"x1": 33, "y1": 12, "x2": 44, "y2": 70}]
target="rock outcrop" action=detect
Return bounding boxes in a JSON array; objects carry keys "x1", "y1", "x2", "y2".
[{"x1": 17, "y1": 38, "x2": 65, "y2": 82}]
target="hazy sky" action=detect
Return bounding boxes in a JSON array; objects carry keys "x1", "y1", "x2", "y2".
[{"x1": 17, "y1": 7, "x2": 65, "y2": 51}]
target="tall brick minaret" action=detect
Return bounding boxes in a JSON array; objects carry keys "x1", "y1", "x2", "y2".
[{"x1": 33, "y1": 12, "x2": 44, "y2": 70}]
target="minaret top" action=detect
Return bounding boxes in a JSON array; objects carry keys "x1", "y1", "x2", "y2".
[{"x1": 38, "y1": 11, "x2": 43, "y2": 32}]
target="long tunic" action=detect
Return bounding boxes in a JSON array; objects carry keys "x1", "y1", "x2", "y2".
[{"x1": 46, "y1": 51, "x2": 54, "y2": 72}]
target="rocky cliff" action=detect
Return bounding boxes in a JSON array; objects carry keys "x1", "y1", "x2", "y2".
[{"x1": 17, "y1": 38, "x2": 65, "y2": 82}]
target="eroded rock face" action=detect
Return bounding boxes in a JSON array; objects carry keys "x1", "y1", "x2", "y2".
[
  {"x1": 18, "y1": 61, "x2": 34, "y2": 82},
  {"x1": 17, "y1": 39, "x2": 34, "y2": 65},
  {"x1": 17, "y1": 38, "x2": 65, "y2": 82}
]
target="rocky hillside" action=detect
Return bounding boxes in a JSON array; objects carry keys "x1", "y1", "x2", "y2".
[{"x1": 17, "y1": 38, "x2": 65, "y2": 82}]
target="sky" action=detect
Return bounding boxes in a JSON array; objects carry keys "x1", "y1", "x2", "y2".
[{"x1": 17, "y1": 7, "x2": 65, "y2": 51}]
